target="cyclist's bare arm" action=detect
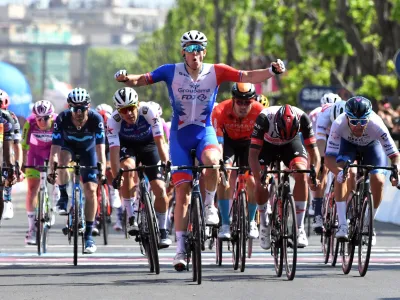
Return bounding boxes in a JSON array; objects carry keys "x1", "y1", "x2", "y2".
[
  {"x1": 13, "y1": 143, "x2": 22, "y2": 164},
  {"x1": 115, "y1": 72, "x2": 148, "y2": 87},
  {"x1": 241, "y1": 60, "x2": 285, "y2": 83},
  {"x1": 96, "y1": 143, "x2": 107, "y2": 176},
  {"x1": 109, "y1": 146, "x2": 120, "y2": 178},
  {"x1": 306, "y1": 144, "x2": 321, "y2": 175},
  {"x1": 154, "y1": 136, "x2": 168, "y2": 164},
  {"x1": 316, "y1": 140, "x2": 326, "y2": 159},
  {"x1": 49, "y1": 145, "x2": 61, "y2": 172},
  {"x1": 248, "y1": 147, "x2": 262, "y2": 183},
  {"x1": 3, "y1": 140, "x2": 14, "y2": 166}
]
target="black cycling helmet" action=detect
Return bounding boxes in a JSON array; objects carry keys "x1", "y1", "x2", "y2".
[
  {"x1": 345, "y1": 96, "x2": 372, "y2": 119},
  {"x1": 231, "y1": 83, "x2": 256, "y2": 99}
]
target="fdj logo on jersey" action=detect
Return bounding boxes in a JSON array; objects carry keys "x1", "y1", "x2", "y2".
[{"x1": 182, "y1": 95, "x2": 196, "y2": 100}]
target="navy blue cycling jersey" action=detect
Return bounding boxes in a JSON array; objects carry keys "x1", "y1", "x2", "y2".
[{"x1": 52, "y1": 109, "x2": 105, "y2": 150}]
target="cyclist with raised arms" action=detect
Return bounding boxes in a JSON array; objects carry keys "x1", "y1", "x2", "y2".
[
  {"x1": 325, "y1": 96, "x2": 400, "y2": 244},
  {"x1": 1, "y1": 89, "x2": 24, "y2": 220},
  {"x1": 114, "y1": 30, "x2": 285, "y2": 271},
  {"x1": 0, "y1": 89, "x2": 16, "y2": 223},
  {"x1": 212, "y1": 83, "x2": 264, "y2": 240},
  {"x1": 21, "y1": 101, "x2": 58, "y2": 244},
  {"x1": 48, "y1": 88, "x2": 106, "y2": 254},
  {"x1": 249, "y1": 104, "x2": 321, "y2": 249},
  {"x1": 107, "y1": 87, "x2": 171, "y2": 247}
]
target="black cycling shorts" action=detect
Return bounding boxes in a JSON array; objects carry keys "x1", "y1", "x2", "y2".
[
  {"x1": 223, "y1": 136, "x2": 250, "y2": 167},
  {"x1": 120, "y1": 141, "x2": 164, "y2": 182}
]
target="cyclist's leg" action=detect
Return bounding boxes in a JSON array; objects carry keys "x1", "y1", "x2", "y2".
[
  {"x1": 25, "y1": 168, "x2": 40, "y2": 244},
  {"x1": 334, "y1": 138, "x2": 357, "y2": 240},
  {"x1": 80, "y1": 148, "x2": 99, "y2": 253},
  {"x1": 198, "y1": 126, "x2": 221, "y2": 225},
  {"x1": 119, "y1": 146, "x2": 138, "y2": 234},
  {"x1": 55, "y1": 147, "x2": 72, "y2": 215},
  {"x1": 139, "y1": 143, "x2": 171, "y2": 246},
  {"x1": 282, "y1": 135, "x2": 309, "y2": 246},
  {"x1": 170, "y1": 129, "x2": 194, "y2": 270},
  {"x1": 217, "y1": 140, "x2": 234, "y2": 239}
]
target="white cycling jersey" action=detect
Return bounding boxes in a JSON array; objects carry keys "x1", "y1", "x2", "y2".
[
  {"x1": 325, "y1": 111, "x2": 399, "y2": 158},
  {"x1": 107, "y1": 101, "x2": 164, "y2": 147},
  {"x1": 308, "y1": 106, "x2": 321, "y2": 133},
  {"x1": 316, "y1": 104, "x2": 335, "y2": 141}
]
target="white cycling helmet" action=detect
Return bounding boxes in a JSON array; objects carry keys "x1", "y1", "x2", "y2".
[
  {"x1": 320, "y1": 93, "x2": 341, "y2": 106},
  {"x1": 32, "y1": 100, "x2": 55, "y2": 117},
  {"x1": 113, "y1": 87, "x2": 139, "y2": 109},
  {"x1": 147, "y1": 101, "x2": 162, "y2": 116},
  {"x1": 180, "y1": 30, "x2": 208, "y2": 48},
  {"x1": 67, "y1": 87, "x2": 91, "y2": 105},
  {"x1": 330, "y1": 100, "x2": 346, "y2": 122},
  {"x1": 96, "y1": 103, "x2": 113, "y2": 115}
]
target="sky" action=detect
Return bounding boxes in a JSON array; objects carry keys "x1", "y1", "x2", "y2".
[{"x1": 0, "y1": 0, "x2": 175, "y2": 8}]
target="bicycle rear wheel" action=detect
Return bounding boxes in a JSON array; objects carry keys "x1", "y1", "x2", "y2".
[
  {"x1": 283, "y1": 194, "x2": 297, "y2": 280},
  {"x1": 100, "y1": 184, "x2": 109, "y2": 245},
  {"x1": 341, "y1": 197, "x2": 355, "y2": 274},
  {"x1": 191, "y1": 194, "x2": 202, "y2": 284},
  {"x1": 216, "y1": 237, "x2": 222, "y2": 265},
  {"x1": 239, "y1": 191, "x2": 248, "y2": 272},
  {"x1": 271, "y1": 195, "x2": 283, "y2": 277},
  {"x1": 143, "y1": 190, "x2": 160, "y2": 274},
  {"x1": 42, "y1": 225, "x2": 49, "y2": 254},
  {"x1": 358, "y1": 192, "x2": 373, "y2": 277},
  {"x1": 321, "y1": 195, "x2": 331, "y2": 264},
  {"x1": 36, "y1": 189, "x2": 45, "y2": 256},
  {"x1": 123, "y1": 209, "x2": 128, "y2": 239},
  {"x1": 73, "y1": 189, "x2": 79, "y2": 266}
]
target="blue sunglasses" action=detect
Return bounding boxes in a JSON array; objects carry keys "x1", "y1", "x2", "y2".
[
  {"x1": 348, "y1": 118, "x2": 368, "y2": 126},
  {"x1": 184, "y1": 44, "x2": 205, "y2": 53},
  {"x1": 70, "y1": 105, "x2": 89, "y2": 113}
]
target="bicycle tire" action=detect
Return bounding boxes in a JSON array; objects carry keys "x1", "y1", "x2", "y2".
[
  {"x1": 247, "y1": 238, "x2": 253, "y2": 259},
  {"x1": 42, "y1": 225, "x2": 49, "y2": 254},
  {"x1": 341, "y1": 196, "x2": 355, "y2": 274},
  {"x1": 143, "y1": 190, "x2": 160, "y2": 274},
  {"x1": 283, "y1": 193, "x2": 297, "y2": 280},
  {"x1": 239, "y1": 191, "x2": 247, "y2": 272},
  {"x1": 123, "y1": 209, "x2": 128, "y2": 239},
  {"x1": 321, "y1": 196, "x2": 331, "y2": 264},
  {"x1": 271, "y1": 195, "x2": 283, "y2": 277},
  {"x1": 358, "y1": 192, "x2": 373, "y2": 277},
  {"x1": 73, "y1": 188, "x2": 79, "y2": 266},
  {"x1": 191, "y1": 194, "x2": 202, "y2": 284},
  {"x1": 216, "y1": 237, "x2": 222, "y2": 266},
  {"x1": 231, "y1": 197, "x2": 240, "y2": 271},
  {"x1": 330, "y1": 204, "x2": 339, "y2": 267},
  {"x1": 100, "y1": 184, "x2": 109, "y2": 245},
  {"x1": 36, "y1": 189, "x2": 44, "y2": 256}
]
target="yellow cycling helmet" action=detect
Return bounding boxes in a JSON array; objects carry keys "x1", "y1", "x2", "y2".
[{"x1": 257, "y1": 94, "x2": 269, "y2": 108}]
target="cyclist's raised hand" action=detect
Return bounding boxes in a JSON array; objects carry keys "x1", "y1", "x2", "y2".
[
  {"x1": 114, "y1": 69, "x2": 129, "y2": 82},
  {"x1": 270, "y1": 59, "x2": 286, "y2": 74}
]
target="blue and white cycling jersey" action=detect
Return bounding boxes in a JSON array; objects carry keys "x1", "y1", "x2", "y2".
[{"x1": 52, "y1": 109, "x2": 105, "y2": 150}]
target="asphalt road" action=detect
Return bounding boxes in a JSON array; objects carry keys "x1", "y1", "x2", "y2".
[{"x1": 1, "y1": 192, "x2": 400, "y2": 300}]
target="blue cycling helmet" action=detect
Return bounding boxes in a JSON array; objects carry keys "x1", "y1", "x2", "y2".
[{"x1": 345, "y1": 96, "x2": 372, "y2": 119}]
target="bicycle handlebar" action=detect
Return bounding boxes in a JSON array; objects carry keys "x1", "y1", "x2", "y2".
[{"x1": 261, "y1": 164, "x2": 317, "y2": 186}]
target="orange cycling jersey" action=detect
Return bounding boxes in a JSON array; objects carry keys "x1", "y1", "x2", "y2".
[{"x1": 212, "y1": 99, "x2": 264, "y2": 142}]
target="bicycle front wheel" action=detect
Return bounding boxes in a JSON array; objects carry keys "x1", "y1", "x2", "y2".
[
  {"x1": 36, "y1": 190, "x2": 45, "y2": 256},
  {"x1": 143, "y1": 190, "x2": 160, "y2": 275},
  {"x1": 191, "y1": 194, "x2": 202, "y2": 284},
  {"x1": 341, "y1": 196, "x2": 356, "y2": 274},
  {"x1": 239, "y1": 191, "x2": 248, "y2": 272},
  {"x1": 330, "y1": 203, "x2": 339, "y2": 267},
  {"x1": 271, "y1": 195, "x2": 283, "y2": 277},
  {"x1": 358, "y1": 192, "x2": 373, "y2": 277},
  {"x1": 283, "y1": 194, "x2": 297, "y2": 280},
  {"x1": 73, "y1": 189, "x2": 79, "y2": 266},
  {"x1": 100, "y1": 184, "x2": 109, "y2": 245}
]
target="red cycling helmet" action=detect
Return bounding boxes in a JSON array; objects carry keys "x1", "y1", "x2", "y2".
[
  {"x1": 274, "y1": 104, "x2": 300, "y2": 140},
  {"x1": 0, "y1": 89, "x2": 10, "y2": 109}
]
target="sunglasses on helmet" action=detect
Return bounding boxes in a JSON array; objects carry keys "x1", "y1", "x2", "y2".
[
  {"x1": 183, "y1": 44, "x2": 205, "y2": 53},
  {"x1": 70, "y1": 105, "x2": 89, "y2": 113},
  {"x1": 118, "y1": 105, "x2": 138, "y2": 114},
  {"x1": 348, "y1": 118, "x2": 369, "y2": 126}
]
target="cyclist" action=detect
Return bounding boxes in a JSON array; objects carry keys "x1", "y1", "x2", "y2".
[
  {"x1": 95, "y1": 103, "x2": 123, "y2": 232},
  {"x1": 48, "y1": 88, "x2": 106, "y2": 254},
  {"x1": 325, "y1": 96, "x2": 400, "y2": 244},
  {"x1": 249, "y1": 104, "x2": 320, "y2": 249},
  {"x1": 107, "y1": 87, "x2": 171, "y2": 247},
  {"x1": 0, "y1": 89, "x2": 24, "y2": 220},
  {"x1": 114, "y1": 29, "x2": 285, "y2": 271},
  {"x1": 212, "y1": 83, "x2": 264, "y2": 240},
  {"x1": 311, "y1": 99, "x2": 346, "y2": 232},
  {"x1": 21, "y1": 100, "x2": 58, "y2": 244},
  {"x1": 0, "y1": 89, "x2": 17, "y2": 222},
  {"x1": 307, "y1": 93, "x2": 341, "y2": 217},
  {"x1": 256, "y1": 94, "x2": 270, "y2": 108}
]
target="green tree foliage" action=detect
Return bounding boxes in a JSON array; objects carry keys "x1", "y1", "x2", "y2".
[{"x1": 88, "y1": 0, "x2": 400, "y2": 115}]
